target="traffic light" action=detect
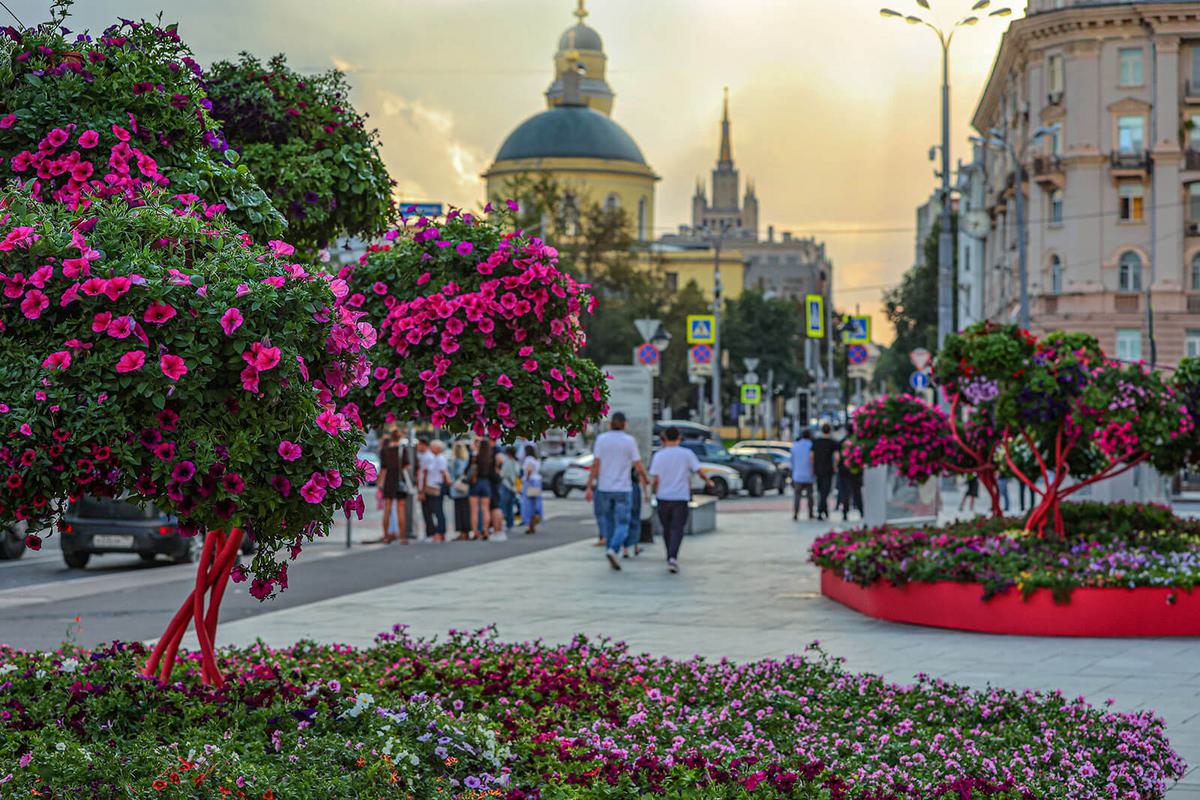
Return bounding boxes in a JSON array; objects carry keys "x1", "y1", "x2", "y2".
[{"x1": 796, "y1": 390, "x2": 810, "y2": 426}]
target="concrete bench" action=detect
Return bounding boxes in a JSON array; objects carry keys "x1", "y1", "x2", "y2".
[{"x1": 649, "y1": 495, "x2": 719, "y2": 537}]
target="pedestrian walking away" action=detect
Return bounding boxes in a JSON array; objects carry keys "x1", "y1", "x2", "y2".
[
  {"x1": 498, "y1": 446, "x2": 520, "y2": 533},
  {"x1": 373, "y1": 425, "x2": 410, "y2": 544},
  {"x1": 811, "y1": 423, "x2": 837, "y2": 520},
  {"x1": 418, "y1": 439, "x2": 450, "y2": 542},
  {"x1": 790, "y1": 428, "x2": 815, "y2": 521},
  {"x1": 624, "y1": 468, "x2": 644, "y2": 559},
  {"x1": 468, "y1": 436, "x2": 497, "y2": 541},
  {"x1": 585, "y1": 412, "x2": 649, "y2": 571},
  {"x1": 449, "y1": 439, "x2": 472, "y2": 540},
  {"x1": 649, "y1": 426, "x2": 710, "y2": 573},
  {"x1": 520, "y1": 445, "x2": 543, "y2": 534}
]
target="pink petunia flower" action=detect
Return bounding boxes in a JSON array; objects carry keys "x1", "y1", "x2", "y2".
[
  {"x1": 278, "y1": 440, "x2": 303, "y2": 461},
  {"x1": 219, "y1": 307, "x2": 243, "y2": 336},
  {"x1": 106, "y1": 315, "x2": 134, "y2": 339},
  {"x1": 41, "y1": 351, "x2": 71, "y2": 370},
  {"x1": 242, "y1": 342, "x2": 282, "y2": 372},
  {"x1": 0, "y1": 113, "x2": 15, "y2": 129},
  {"x1": 115, "y1": 351, "x2": 146, "y2": 373},
  {"x1": 160, "y1": 354, "x2": 188, "y2": 381},
  {"x1": 20, "y1": 290, "x2": 48, "y2": 319},
  {"x1": 143, "y1": 302, "x2": 176, "y2": 324},
  {"x1": 300, "y1": 477, "x2": 326, "y2": 504},
  {"x1": 77, "y1": 129, "x2": 100, "y2": 149}
]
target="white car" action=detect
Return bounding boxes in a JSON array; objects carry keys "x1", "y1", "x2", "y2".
[{"x1": 562, "y1": 456, "x2": 741, "y2": 499}]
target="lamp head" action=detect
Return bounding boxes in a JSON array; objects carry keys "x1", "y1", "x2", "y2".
[
  {"x1": 972, "y1": 0, "x2": 990, "y2": 9},
  {"x1": 959, "y1": 16, "x2": 979, "y2": 25},
  {"x1": 915, "y1": 0, "x2": 930, "y2": 8},
  {"x1": 879, "y1": 7, "x2": 903, "y2": 17},
  {"x1": 989, "y1": 7, "x2": 1012, "y2": 16},
  {"x1": 905, "y1": 15, "x2": 923, "y2": 24}
]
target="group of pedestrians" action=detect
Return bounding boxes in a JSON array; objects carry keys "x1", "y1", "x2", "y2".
[
  {"x1": 790, "y1": 423, "x2": 862, "y2": 521},
  {"x1": 373, "y1": 425, "x2": 544, "y2": 544},
  {"x1": 585, "y1": 413, "x2": 711, "y2": 574}
]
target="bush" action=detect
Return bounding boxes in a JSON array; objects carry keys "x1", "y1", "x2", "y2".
[
  {"x1": 340, "y1": 207, "x2": 609, "y2": 438},
  {"x1": 0, "y1": 189, "x2": 370, "y2": 594},
  {"x1": 810, "y1": 501, "x2": 1200, "y2": 600},
  {"x1": 204, "y1": 53, "x2": 394, "y2": 254},
  {"x1": 0, "y1": 15, "x2": 283, "y2": 240},
  {"x1": 0, "y1": 628, "x2": 1183, "y2": 798}
]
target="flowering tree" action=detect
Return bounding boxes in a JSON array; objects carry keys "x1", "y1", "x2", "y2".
[
  {"x1": 0, "y1": 190, "x2": 372, "y2": 684},
  {"x1": 339, "y1": 204, "x2": 610, "y2": 438},
  {"x1": 0, "y1": 15, "x2": 284, "y2": 240},
  {"x1": 204, "y1": 53, "x2": 394, "y2": 255}
]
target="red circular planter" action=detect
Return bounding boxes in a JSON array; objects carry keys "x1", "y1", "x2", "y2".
[{"x1": 820, "y1": 569, "x2": 1200, "y2": 637}]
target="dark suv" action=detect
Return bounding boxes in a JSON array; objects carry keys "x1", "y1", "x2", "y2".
[
  {"x1": 60, "y1": 496, "x2": 254, "y2": 569},
  {"x1": 679, "y1": 441, "x2": 780, "y2": 497}
]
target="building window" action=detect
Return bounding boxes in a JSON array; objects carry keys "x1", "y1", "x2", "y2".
[
  {"x1": 562, "y1": 192, "x2": 580, "y2": 237},
  {"x1": 1048, "y1": 54, "x2": 1065, "y2": 95},
  {"x1": 1116, "y1": 329, "x2": 1142, "y2": 361},
  {"x1": 1118, "y1": 47, "x2": 1144, "y2": 86},
  {"x1": 1191, "y1": 185, "x2": 1200, "y2": 221},
  {"x1": 1191, "y1": 253, "x2": 1200, "y2": 290},
  {"x1": 1117, "y1": 115, "x2": 1145, "y2": 153},
  {"x1": 1187, "y1": 329, "x2": 1200, "y2": 358},
  {"x1": 604, "y1": 193, "x2": 619, "y2": 211},
  {"x1": 1049, "y1": 189, "x2": 1064, "y2": 224},
  {"x1": 1118, "y1": 251, "x2": 1143, "y2": 291},
  {"x1": 637, "y1": 197, "x2": 647, "y2": 240},
  {"x1": 1118, "y1": 183, "x2": 1144, "y2": 222},
  {"x1": 664, "y1": 272, "x2": 678, "y2": 292},
  {"x1": 1050, "y1": 255, "x2": 1063, "y2": 294},
  {"x1": 1190, "y1": 115, "x2": 1200, "y2": 150},
  {"x1": 1050, "y1": 126, "x2": 1063, "y2": 156},
  {"x1": 1192, "y1": 47, "x2": 1200, "y2": 87}
]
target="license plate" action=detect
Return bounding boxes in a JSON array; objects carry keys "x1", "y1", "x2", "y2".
[{"x1": 92, "y1": 534, "x2": 134, "y2": 549}]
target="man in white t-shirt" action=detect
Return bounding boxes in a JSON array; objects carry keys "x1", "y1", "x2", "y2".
[
  {"x1": 418, "y1": 439, "x2": 450, "y2": 541},
  {"x1": 649, "y1": 426, "x2": 711, "y2": 573},
  {"x1": 585, "y1": 412, "x2": 649, "y2": 571}
]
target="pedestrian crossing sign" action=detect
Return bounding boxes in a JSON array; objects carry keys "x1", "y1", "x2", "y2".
[
  {"x1": 687, "y1": 315, "x2": 716, "y2": 344},
  {"x1": 740, "y1": 384, "x2": 762, "y2": 405},
  {"x1": 805, "y1": 295, "x2": 825, "y2": 339},
  {"x1": 845, "y1": 314, "x2": 870, "y2": 344}
]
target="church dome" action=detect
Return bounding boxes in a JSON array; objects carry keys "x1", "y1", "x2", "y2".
[
  {"x1": 495, "y1": 105, "x2": 646, "y2": 164},
  {"x1": 558, "y1": 23, "x2": 602, "y2": 52}
]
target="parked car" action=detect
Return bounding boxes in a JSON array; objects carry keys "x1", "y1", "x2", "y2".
[
  {"x1": 733, "y1": 440, "x2": 793, "y2": 456},
  {"x1": 541, "y1": 453, "x2": 591, "y2": 497},
  {"x1": 60, "y1": 496, "x2": 256, "y2": 569},
  {"x1": 679, "y1": 440, "x2": 780, "y2": 497},
  {"x1": 563, "y1": 454, "x2": 742, "y2": 499},
  {"x1": 0, "y1": 520, "x2": 26, "y2": 560},
  {"x1": 730, "y1": 446, "x2": 791, "y2": 494},
  {"x1": 561, "y1": 454, "x2": 593, "y2": 494},
  {"x1": 653, "y1": 420, "x2": 714, "y2": 442}
]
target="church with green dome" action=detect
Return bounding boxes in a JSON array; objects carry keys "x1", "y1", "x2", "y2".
[{"x1": 483, "y1": 1, "x2": 658, "y2": 242}]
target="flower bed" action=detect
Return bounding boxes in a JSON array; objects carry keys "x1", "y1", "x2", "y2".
[
  {"x1": 810, "y1": 502, "x2": 1200, "y2": 602},
  {"x1": 0, "y1": 629, "x2": 1184, "y2": 798}
]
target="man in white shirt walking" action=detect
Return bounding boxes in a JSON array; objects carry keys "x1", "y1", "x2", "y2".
[
  {"x1": 418, "y1": 438, "x2": 450, "y2": 542},
  {"x1": 585, "y1": 412, "x2": 649, "y2": 571},
  {"x1": 649, "y1": 426, "x2": 711, "y2": 573}
]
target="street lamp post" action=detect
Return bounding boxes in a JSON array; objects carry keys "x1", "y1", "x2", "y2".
[
  {"x1": 880, "y1": 1, "x2": 1011, "y2": 349},
  {"x1": 708, "y1": 220, "x2": 733, "y2": 429},
  {"x1": 972, "y1": 124, "x2": 1059, "y2": 330}
]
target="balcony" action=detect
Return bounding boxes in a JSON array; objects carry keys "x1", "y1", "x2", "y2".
[
  {"x1": 1110, "y1": 150, "x2": 1151, "y2": 180},
  {"x1": 1186, "y1": 150, "x2": 1200, "y2": 172},
  {"x1": 1031, "y1": 155, "x2": 1065, "y2": 188}
]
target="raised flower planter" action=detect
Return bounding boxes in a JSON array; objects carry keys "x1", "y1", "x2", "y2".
[
  {"x1": 812, "y1": 501, "x2": 1200, "y2": 637},
  {"x1": 821, "y1": 570, "x2": 1200, "y2": 636}
]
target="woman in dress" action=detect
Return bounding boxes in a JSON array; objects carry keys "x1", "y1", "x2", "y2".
[
  {"x1": 377, "y1": 426, "x2": 409, "y2": 544},
  {"x1": 449, "y1": 440, "x2": 472, "y2": 540},
  {"x1": 520, "y1": 444, "x2": 543, "y2": 534}
]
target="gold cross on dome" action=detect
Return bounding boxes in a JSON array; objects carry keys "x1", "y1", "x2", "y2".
[{"x1": 574, "y1": 0, "x2": 587, "y2": 23}]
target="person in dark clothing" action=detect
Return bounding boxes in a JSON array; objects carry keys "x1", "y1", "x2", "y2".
[
  {"x1": 836, "y1": 443, "x2": 863, "y2": 521},
  {"x1": 811, "y1": 423, "x2": 838, "y2": 520},
  {"x1": 374, "y1": 425, "x2": 410, "y2": 544}
]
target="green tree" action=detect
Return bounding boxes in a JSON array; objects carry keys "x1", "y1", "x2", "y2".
[{"x1": 722, "y1": 290, "x2": 809, "y2": 398}]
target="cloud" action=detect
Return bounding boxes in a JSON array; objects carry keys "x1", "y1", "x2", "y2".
[
  {"x1": 378, "y1": 91, "x2": 487, "y2": 190},
  {"x1": 330, "y1": 55, "x2": 362, "y2": 73}
]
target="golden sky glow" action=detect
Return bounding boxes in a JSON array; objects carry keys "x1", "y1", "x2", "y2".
[{"x1": 11, "y1": 0, "x2": 1025, "y2": 341}]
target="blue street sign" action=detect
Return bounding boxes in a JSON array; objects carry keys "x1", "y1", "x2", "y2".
[
  {"x1": 400, "y1": 203, "x2": 444, "y2": 218},
  {"x1": 847, "y1": 344, "x2": 868, "y2": 365},
  {"x1": 636, "y1": 343, "x2": 660, "y2": 365},
  {"x1": 845, "y1": 315, "x2": 871, "y2": 344},
  {"x1": 805, "y1": 294, "x2": 825, "y2": 338},
  {"x1": 909, "y1": 371, "x2": 930, "y2": 390},
  {"x1": 687, "y1": 315, "x2": 716, "y2": 344},
  {"x1": 690, "y1": 344, "x2": 713, "y2": 364}
]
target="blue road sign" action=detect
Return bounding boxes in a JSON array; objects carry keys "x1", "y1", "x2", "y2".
[
  {"x1": 805, "y1": 294, "x2": 825, "y2": 338},
  {"x1": 637, "y1": 343, "x2": 660, "y2": 365},
  {"x1": 847, "y1": 344, "x2": 868, "y2": 365},
  {"x1": 400, "y1": 203, "x2": 444, "y2": 217},
  {"x1": 691, "y1": 344, "x2": 713, "y2": 364},
  {"x1": 909, "y1": 371, "x2": 930, "y2": 390},
  {"x1": 845, "y1": 315, "x2": 871, "y2": 344},
  {"x1": 687, "y1": 315, "x2": 716, "y2": 344}
]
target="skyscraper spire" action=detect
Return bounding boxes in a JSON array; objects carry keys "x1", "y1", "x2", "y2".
[{"x1": 718, "y1": 86, "x2": 732, "y2": 165}]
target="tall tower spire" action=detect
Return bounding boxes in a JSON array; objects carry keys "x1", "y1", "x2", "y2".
[{"x1": 718, "y1": 86, "x2": 732, "y2": 165}]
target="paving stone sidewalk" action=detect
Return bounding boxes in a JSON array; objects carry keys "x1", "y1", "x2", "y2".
[{"x1": 198, "y1": 508, "x2": 1200, "y2": 796}]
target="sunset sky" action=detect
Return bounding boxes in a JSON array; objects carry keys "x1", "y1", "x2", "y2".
[{"x1": 8, "y1": 0, "x2": 1025, "y2": 339}]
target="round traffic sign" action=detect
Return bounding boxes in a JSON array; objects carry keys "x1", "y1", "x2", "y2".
[
  {"x1": 636, "y1": 343, "x2": 660, "y2": 365},
  {"x1": 690, "y1": 344, "x2": 713, "y2": 365},
  {"x1": 909, "y1": 371, "x2": 930, "y2": 390},
  {"x1": 847, "y1": 343, "x2": 868, "y2": 365}
]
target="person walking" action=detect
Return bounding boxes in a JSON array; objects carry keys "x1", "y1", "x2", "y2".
[
  {"x1": 520, "y1": 445, "x2": 543, "y2": 534},
  {"x1": 811, "y1": 423, "x2": 837, "y2": 521},
  {"x1": 584, "y1": 412, "x2": 649, "y2": 571},
  {"x1": 418, "y1": 439, "x2": 449, "y2": 542},
  {"x1": 649, "y1": 426, "x2": 710, "y2": 573},
  {"x1": 837, "y1": 445, "x2": 863, "y2": 521},
  {"x1": 468, "y1": 437, "x2": 497, "y2": 540},
  {"x1": 623, "y1": 467, "x2": 644, "y2": 559},
  {"x1": 959, "y1": 475, "x2": 979, "y2": 513},
  {"x1": 790, "y1": 429, "x2": 815, "y2": 521},
  {"x1": 499, "y1": 446, "x2": 520, "y2": 533},
  {"x1": 374, "y1": 426, "x2": 410, "y2": 544},
  {"x1": 449, "y1": 440, "x2": 472, "y2": 540}
]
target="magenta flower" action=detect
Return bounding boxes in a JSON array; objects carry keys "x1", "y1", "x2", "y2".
[
  {"x1": 242, "y1": 342, "x2": 282, "y2": 371},
  {"x1": 239, "y1": 365, "x2": 260, "y2": 394},
  {"x1": 219, "y1": 307, "x2": 244, "y2": 336},
  {"x1": 0, "y1": 113, "x2": 15, "y2": 129},
  {"x1": 300, "y1": 477, "x2": 326, "y2": 504},
  {"x1": 115, "y1": 351, "x2": 146, "y2": 373},
  {"x1": 171, "y1": 461, "x2": 196, "y2": 483},
  {"x1": 160, "y1": 354, "x2": 188, "y2": 381},
  {"x1": 222, "y1": 473, "x2": 246, "y2": 494},
  {"x1": 456, "y1": 241, "x2": 474, "y2": 257},
  {"x1": 41, "y1": 351, "x2": 71, "y2": 370},
  {"x1": 143, "y1": 302, "x2": 176, "y2": 324},
  {"x1": 278, "y1": 440, "x2": 302, "y2": 461},
  {"x1": 106, "y1": 315, "x2": 134, "y2": 339},
  {"x1": 77, "y1": 129, "x2": 99, "y2": 148},
  {"x1": 19, "y1": 290, "x2": 48, "y2": 319}
]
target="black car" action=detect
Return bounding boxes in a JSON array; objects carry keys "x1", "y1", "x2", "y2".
[
  {"x1": 730, "y1": 446, "x2": 791, "y2": 495},
  {"x1": 680, "y1": 441, "x2": 780, "y2": 497},
  {"x1": 60, "y1": 496, "x2": 255, "y2": 569}
]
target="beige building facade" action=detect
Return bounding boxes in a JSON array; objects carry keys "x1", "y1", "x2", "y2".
[{"x1": 971, "y1": 0, "x2": 1200, "y2": 365}]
